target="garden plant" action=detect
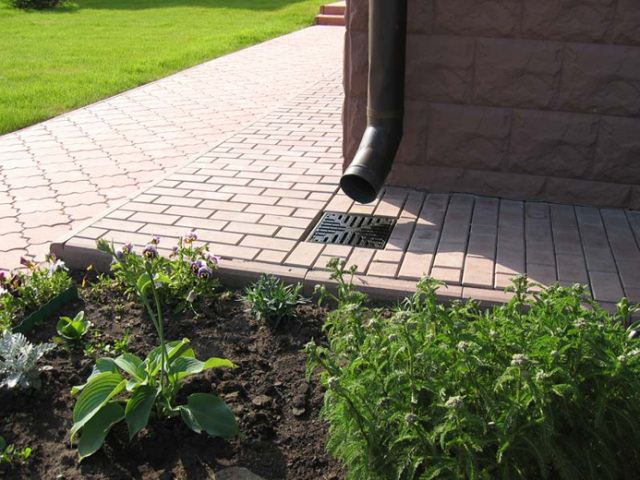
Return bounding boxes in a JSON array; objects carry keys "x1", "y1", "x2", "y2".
[
  {"x1": 0, "y1": 330, "x2": 55, "y2": 390},
  {"x1": 307, "y1": 261, "x2": 640, "y2": 480},
  {"x1": 0, "y1": 255, "x2": 72, "y2": 332},
  {"x1": 0, "y1": 435, "x2": 31, "y2": 465},
  {"x1": 243, "y1": 273, "x2": 307, "y2": 330},
  {"x1": 69, "y1": 236, "x2": 238, "y2": 460},
  {"x1": 103, "y1": 233, "x2": 220, "y2": 313},
  {"x1": 56, "y1": 311, "x2": 90, "y2": 342}
]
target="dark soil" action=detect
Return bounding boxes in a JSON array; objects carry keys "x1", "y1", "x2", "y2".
[{"x1": 0, "y1": 282, "x2": 343, "y2": 480}]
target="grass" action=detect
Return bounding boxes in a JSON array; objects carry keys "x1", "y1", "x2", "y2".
[{"x1": 0, "y1": 0, "x2": 327, "y2": 135}]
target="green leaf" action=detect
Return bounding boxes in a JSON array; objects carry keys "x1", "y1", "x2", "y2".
[
  {"x1": 146, "y1": 339, "x2": 194, "y2": 375},
  {"x1": 78, "y1": 402, "x2": 124, "y2": 460},
  {"x1": 114, "y1": 353, "x2": 144, "y2": 380},
  {"x1": 125, "y1": 385, "x2": 157, "y2": 440},
  {"x1": 71, "y1": 372, "x2": 126, "y2": 440},
  {"x1": 203, "y1": 357, "x2": 236, "y2": 370},
  {"x1": 57, "y1": 311, "x2": 89, "y2": 340},
  {"x1": 71, "y1": 358, "x2": 118, "y2": 395},
  {"x1": 169, "y1": 356, "x2": 236, "y2": 381},
  {"x1": 179, "y1": 393, "x2": 238, "y2": 438},
  {"x1": 136, "y1": 273, "x2": 152, "y2": 295},
  {"x1": 169, "y1": 357, "x2": 205, "y2": 376}
]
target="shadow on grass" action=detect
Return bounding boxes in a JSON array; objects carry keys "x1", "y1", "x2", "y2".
[{"x1": 41, "y1": 0, "x2": 317, "y2": 14}]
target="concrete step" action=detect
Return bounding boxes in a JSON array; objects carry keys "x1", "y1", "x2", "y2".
[
  {"x1": 321, "y1": 2, "x2": 345, "y2": 16},
  {"x1": 315, "y1": 13, "x2": 345, "y2": 26},
  {"x1": 315, "y1": 2, "x2": 345, "y2": 26}
]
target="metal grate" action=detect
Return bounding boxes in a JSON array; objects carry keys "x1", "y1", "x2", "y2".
[{"x1": 307, "y1": 211, "x2": 396, "y2": 249}]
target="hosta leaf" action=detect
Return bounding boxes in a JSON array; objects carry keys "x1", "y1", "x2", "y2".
[
  {"x1": 169, "y1": 356, "x2": 236, "y2": 380},
  {"x1": 114, "y1": 353, "x2": 144, "y2": 380},
  {"x1": 125, "y1": 385, "x2": 157, "y2": 440},
  {"x1": 179, "y1": 393, "x2": 238, "y2": 438},
  {"x1": 71, "y1": 358, "x2": 118, "y2": 395},
  {"x1": 71, "y1": 372, "x2": 125, "y2": 440},
  {"x1": 146, "y1": 339, "x2": 193, "y2": 375},
  {"x1": 203, "y1": 357, "x2": 236, "y2": 370},
  {"x1": 78, "y1": 402, "x2": 124, "y2": 461},
  {"x1": 168, "y1": 339, "x2": 194, "y2": 360}
]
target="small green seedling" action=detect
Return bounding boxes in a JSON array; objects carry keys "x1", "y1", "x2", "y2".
[
  {"x1": 56, "y1": 311, "x2": 90, "y2": 341},
  {"x1": 0, "y1": 435, "x2": 32, "y2": 465}
]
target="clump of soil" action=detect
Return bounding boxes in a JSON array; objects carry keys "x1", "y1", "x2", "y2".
[{"x1": 0, "y1": 284, "x2": 343, "y2": 480}]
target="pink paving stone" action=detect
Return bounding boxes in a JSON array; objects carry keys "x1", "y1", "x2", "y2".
[
  {"x1": 0, "y1": 26, "x2": 344, "y2": 271},
  {"x1": 0, "y1": 218, "x2": 22, "y2": 234},
  {"x1": 20, "y1": 211, "x2": 71, "y2": 228},
  {"x1": 17, "y1": 25, "x2": 640, "y2": 307},
  {"x1": 0, "y1": 233, "x2": 27, "y2": 252},
  {"x1": 23, "y1": 225, "x2": 72, "y2": 245},
  {"x1": 1, "y1": 249, "x2": 29, "y2": 272}
]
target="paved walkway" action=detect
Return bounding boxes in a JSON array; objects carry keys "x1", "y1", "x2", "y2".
[
  {"x1": 0, "y1": 26, "x2": 344, "y2": 271},
  {"x1": 54, "y1": 71, "x2": 640, "y2": 310}
]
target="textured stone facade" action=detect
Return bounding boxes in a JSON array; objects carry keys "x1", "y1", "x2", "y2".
[{"x1": 343, "y1": 0, "x2": 640, "y2": 207}]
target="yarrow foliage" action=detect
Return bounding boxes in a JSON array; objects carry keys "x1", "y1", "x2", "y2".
[{"x1": 307, "y1": 263, "x2": 640, "y2": 480}]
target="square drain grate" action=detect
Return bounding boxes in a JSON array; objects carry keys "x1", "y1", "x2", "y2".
[{"x1": 307, "y1": 211, "x2": 396, "y2": 249}]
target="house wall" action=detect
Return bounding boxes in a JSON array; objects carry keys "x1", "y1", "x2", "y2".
[{"x1": 343, "y1": 0, "x2": 640, "y2": 207}]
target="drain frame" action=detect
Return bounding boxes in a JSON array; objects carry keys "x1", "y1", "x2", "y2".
[{"x1": 306, "y1": 211, "x2": 397, "y2": 249}]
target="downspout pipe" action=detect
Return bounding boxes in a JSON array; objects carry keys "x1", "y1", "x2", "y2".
[{"x1": 340, "y1": 0, "x2": 408, "y2": 204}]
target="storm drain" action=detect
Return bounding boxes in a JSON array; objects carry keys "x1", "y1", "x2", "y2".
[{"x1": 307, "y1": 211, "x2": 396, "y2": 249}]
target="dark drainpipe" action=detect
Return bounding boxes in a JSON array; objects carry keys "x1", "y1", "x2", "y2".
[{"x1": 340, "y1": 0, "x2": 408, "y2": 204}]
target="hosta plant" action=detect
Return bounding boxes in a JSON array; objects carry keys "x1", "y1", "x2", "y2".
[
  {"x1": 71, "y1": 239, "x2": 237, "y2": 460},
  {"x1": 56, "y1": 311, "x2": 90, "y2": 341},
  {"x1": 307, "y1": 262, "x2": 640, "y2": 480},
  {"x1": 0, "y1": 255, "x2": 72, "y2": 332},
  {"x1": 97, "y1": 232, "x2": 219, "y2": 313},
  {"x1": 0, "y1": 331, "x2": 55, "y2": 390},
  {"x1": 243, "y1": 274, "x2": 307, "y2": 329}
]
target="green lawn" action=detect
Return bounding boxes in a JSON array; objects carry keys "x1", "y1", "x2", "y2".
[{"x1": 0, "y1": 0, "x2": 326, "y2": 135}]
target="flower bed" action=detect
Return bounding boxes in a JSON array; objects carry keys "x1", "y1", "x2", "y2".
[
  {"x1": 2, "y1": 236, "x2": 640, "y2": 479},
  {"x1": 0, "y1": 274, "x2": 341, "y2": 478}
]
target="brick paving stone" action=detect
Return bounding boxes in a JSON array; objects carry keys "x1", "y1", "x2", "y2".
[
  {"x1": 0, "y1": 26, "x2": 344, "y2": 270},
  {"x1": 37, "y1": 27, "x2": 640, "y2": 307}
]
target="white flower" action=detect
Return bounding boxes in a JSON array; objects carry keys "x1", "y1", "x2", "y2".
[
  {"x1": 457, "y1": 341, "x2": 470, "y2": 352},
  {"x1": 445, "y1": 396, "x2": 464, "y2": 409},
  {"x1": 511, "y1": 353, "x2": 529, "y2": 366},
  {"x1": 47, "y1": 259, "x2": 67, "y2": 276},
  {"x1": 573, "y1": 318, "x2": 588, "y2": 329},
  {"x1": 535, "y1": 370, "x2": 548, "y2": 382}
]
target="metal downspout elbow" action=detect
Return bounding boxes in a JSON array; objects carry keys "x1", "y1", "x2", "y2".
[{"x1": 340, "y1": 0, "x2": 408, "y2": 204}]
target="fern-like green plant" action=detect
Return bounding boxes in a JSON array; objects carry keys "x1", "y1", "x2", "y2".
[{"x1": 307, "y1": 264, "x2": 640, "y2": 480}]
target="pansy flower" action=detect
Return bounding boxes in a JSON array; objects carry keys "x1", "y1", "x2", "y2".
[
  {"x1": 197, "y1": 265, "x2": 212, "y2": 280},
  {"x1": 143, "y1": 244, "x2": 158, "y2": 259}
]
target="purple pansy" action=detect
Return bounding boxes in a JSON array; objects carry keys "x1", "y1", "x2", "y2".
[
  {"x1": 143, "y1": 244, "x2": 158, "y2": 259},
  {"x1": 197, "y1": 265, "x2": 213, "y2": 280},
  {"x1": 206, "y1": 253, "x2": 220, "y2": 266},
  {"x1": 182, "y1": 230, "x2": 198, "y2": 244},
  {"x1": 122, "y1": 243, "x2": 134, "y2": 255},
  {"x1": 190, "y1": 259, "x2": 205, "y2": 274},
  {"x1": 150, "y1": 235, "x2": 160, "y2": 245}
]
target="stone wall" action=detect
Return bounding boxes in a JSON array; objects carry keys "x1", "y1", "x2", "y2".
[{"x1": 343, "y1": 0, "x2": 640, "y2": 207}]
